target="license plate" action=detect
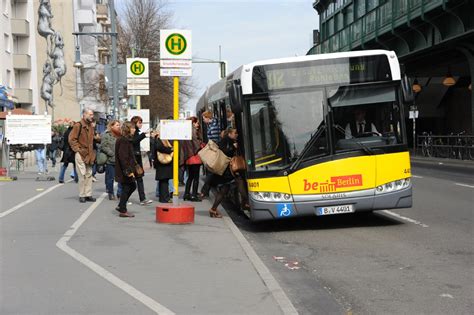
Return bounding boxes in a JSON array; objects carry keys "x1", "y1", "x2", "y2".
[{"x1": 316, "y1": 205, "x2": 354, "y2": 216}]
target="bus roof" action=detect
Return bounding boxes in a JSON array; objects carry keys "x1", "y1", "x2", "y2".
[{"x1": 197, "y1": 50, "x2": 400, "y2": 113}]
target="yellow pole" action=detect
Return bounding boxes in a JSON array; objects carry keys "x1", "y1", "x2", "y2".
[
  {"x1": 173, "y1": 76, "x2": 179, "y2": 202},
  {"x1": 136, "y1": 95, "x2": 141, "y2": 110}
]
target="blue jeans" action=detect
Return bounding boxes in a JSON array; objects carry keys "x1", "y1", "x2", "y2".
[
  {"x1": 116, "y1": 183, "x2": 123, "y2": 197},
  {"x1": 49, "y1": 149, "x2": 57, "y2": 167},
  {"x1": 105, "y1": 164, "x2": 115, "y2": 194},
  {"x1": 59, "y1": 162, "x2": 78, "y2": 182},
  {"x1": 35, "y1": 148, "x2": 47, "y2": 173}
]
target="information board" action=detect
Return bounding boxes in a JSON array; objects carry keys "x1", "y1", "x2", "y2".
[
  {"x1": 5, "y1": 115, "x2": 52, "y2": 144},
  {"x1": 127, "y1": 109, "x2": 150, "y2": 151},
  {"x1": 159, "y1": 120, "x2": 192, "y2": 140}
]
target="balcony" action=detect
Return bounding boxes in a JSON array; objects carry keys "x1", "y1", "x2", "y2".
[
  {"x1": 13, "y1": 54, "x2": 31, "y2": 70},
  {"x1": 96, "y1": 4, "x2": 109, "y2": 21},
  {"x1": 14, "y1": 88, "x2": 33, "y2": 104},
  {"x1": 11, "y1": 19, "x2": 30, "y2": 36}
]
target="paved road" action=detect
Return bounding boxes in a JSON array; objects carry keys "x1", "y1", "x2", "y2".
[{"x1": 225, "y1": 165, "x2": 474, "y2": 315}]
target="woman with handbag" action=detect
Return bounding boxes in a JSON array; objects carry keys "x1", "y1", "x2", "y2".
[
  {"x1": 153, "y1": 131, "x2": 174, "y2": 203},
  {"x1": 209, "y1": 128, "x2": 250, "y2": 218},
  {"x1": 114, "y1": 122, "x2": 140, "y2": 218},
  {"x1": 130, "y1": 116, "x2": 153, "y2": 205},
  {"x1": 180, "y1": 117, "x2": 203, "y2": 202}
]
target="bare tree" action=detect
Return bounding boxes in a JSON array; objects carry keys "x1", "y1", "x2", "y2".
[{"x1": 117, "y1": 0, "x2": 195, "y2": 122}]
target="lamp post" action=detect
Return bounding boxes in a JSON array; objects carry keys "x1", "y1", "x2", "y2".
[{"x1": 72, "y1": 0, "x2": 118, "y2": 118}]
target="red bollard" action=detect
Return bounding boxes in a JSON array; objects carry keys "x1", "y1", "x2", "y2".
[{"x1": 156, "y1": 204, "x2": 195, "y2": 224}]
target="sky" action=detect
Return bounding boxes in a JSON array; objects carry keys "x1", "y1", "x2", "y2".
[{"x1": 117, "y1": 0, "x2": 319, "y2": 113}]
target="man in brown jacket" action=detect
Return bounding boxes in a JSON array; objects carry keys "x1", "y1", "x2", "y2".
[{"x1": 69, "y1": 108, "x2": 96, "y2": 203}]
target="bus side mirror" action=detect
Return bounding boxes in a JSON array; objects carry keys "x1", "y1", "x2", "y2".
[{"x1": 401, "y1": 74, "x2": 415, "y2": 103}]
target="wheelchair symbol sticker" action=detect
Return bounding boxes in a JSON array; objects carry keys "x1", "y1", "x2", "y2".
[{"x1": 277, "y1": 203, "x2": 293, "y2": 217}]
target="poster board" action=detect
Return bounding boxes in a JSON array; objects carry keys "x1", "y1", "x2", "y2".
[
  {"x1": 5, "y1": 115, "x2": 52, "y2": 144},
  {"x1": 127, "y1": 109, "x2": 150, "y2": 151},
  {"x1": 160, "y1": 120, "x2": 192, "y2": 140}
]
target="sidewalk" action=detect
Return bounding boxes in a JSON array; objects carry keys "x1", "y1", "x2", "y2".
[
  {"x1": 410, "y1": 154, "x2": 474, "y2": 173},
  {"x1": 6, "y1": 164, "x2": 296, "y2": 314}
]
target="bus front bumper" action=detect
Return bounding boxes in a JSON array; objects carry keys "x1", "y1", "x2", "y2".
[{"x1": 249, "y1": 187, "x2": 412, "y2": 221}]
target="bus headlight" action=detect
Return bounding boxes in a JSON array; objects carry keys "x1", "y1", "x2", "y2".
[
  {"x1": 250, "y1": 191, "x2": 293, "y2": 202},
  {"x1": 376, "y1": 178, "x2": 411, "y2": 194}
]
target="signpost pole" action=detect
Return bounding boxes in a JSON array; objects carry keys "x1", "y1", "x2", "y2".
[{"x1": 173, "y1": 76, "x2": 179, "y2": 204}]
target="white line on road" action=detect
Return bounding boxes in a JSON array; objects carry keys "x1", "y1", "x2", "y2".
[
  {"x1": 222, "y1": 215, "x2": 299, "y2": 315},
  {"x1": 56, "y1": 193, "x2": 175, "y2": 315},
  {"x1": 411, "y1": 175, "x2": 424, "y2": 178},
  {"x1": 0, "y1": 180, "x2": 72, "y2": 218},
  {"x1": 381, "y1": 210, "x2": 429, "y2": 228},
  {"x1": 454, "y1": 183, "x2": 474, "y2": 189}
]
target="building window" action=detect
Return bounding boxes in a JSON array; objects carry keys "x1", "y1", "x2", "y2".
[
  {"x1": 351, "y1": 20, "x2": 361, "y2": 41},
  {"x1": 344, "y1": 4, "x2": 354, "y2": 26},
  {"x1": 355, "y1": 0, "x2": 366, "y2": 19},
  {"x1": 328, "y1": 17, "x2": 334, "y2": 36},
  {"x1": 6, "y1": 69, "x2": 12, "y2": 88},
  {"x1": 365, "y1": 10, "x2": 376, "y2": 34},
  {"x1": 336, "y1": 12, "x2": 344, "y2": 31},
  {"x1": 367, "y1": 0, "x2": 379, "y2": 12},
  {"x1": 4, "y1": 33, "x2": 10, "y2": 53},
  {"x1": 379, "y1": 1, "x2": 392, "y2": 26},
  {"x1": 2, "y1": 0, "x2": 8, "y2": 16}
]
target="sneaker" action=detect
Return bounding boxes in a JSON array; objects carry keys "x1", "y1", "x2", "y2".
[
  {"x1": 92, "y1": 176, "x2": 97, "y2": 182},
  {"x1": 59, "y1": 180, "x2": 64, "y2": 184},
  {"x1": 127, "y1": 201, "x2": 132, "y2": 205},
  {"x1": 140, "y1": 199, "x2": 153, "y2": 205}
]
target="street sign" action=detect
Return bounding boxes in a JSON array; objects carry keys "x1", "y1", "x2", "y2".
[
  {"x1": 160, "y1": 30, "x2": 192, "y2": 60},
  {"x1": 160, "y1": 68, "x2": 192, "y2": 77},
  {"x1": 127, "y1": 58, "x2": 149, "y2": 95},
  {"x1": 160, "y1": 59, "x2": 192, "y2": 68},
  {"x1": 160, "y1": 120, "x2": 192, "y2": 140},
  {"x1": 6, "y1": 115, "x2": 52, "y2": 144},
  {"x1": 126, "y1": 58, "x2": 149, "y2": 78}
]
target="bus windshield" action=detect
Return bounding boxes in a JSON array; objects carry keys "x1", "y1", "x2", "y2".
[
  {"x1": 248, "y1": 84, "x2": 405, "y2": 171},
  {"x1": 329, "y1": 84, "x2": 404, "y2": 152},
  {"x1": 249, "y1": 89, "x2": 327, "y2": 171}
]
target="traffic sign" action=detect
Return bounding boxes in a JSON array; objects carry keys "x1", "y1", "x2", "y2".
[
  {"x1": 127, "y1": 58, "x2": 149, "y2": 95},
  {"x1": 160, "y1": 30, "x2": 192, "y2": 60},
  {"x1": 126, "y1": 58, "x2": 149, "y2": 78},
  {"x1": 160, "y1": 68, "x2": 192, "y2": 77}
]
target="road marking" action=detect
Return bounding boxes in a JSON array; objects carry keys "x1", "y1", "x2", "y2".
[
  {"x1": 56, "y1": 193, "x2": 175, "y2": 315},
  {"x1": 411, "y1": 175, "x2": 423, "y2": 178},
  {"x1": 0, "y1": 180, "x2": 72, "y2": 218},
  {"x1": 222, "y1": 214, "x2": 299, "y2": 315},
  {"x1": 381, "y1": 210, "x2": 429, "y2": 228},
  {"x1": 454, "y1": 183, "x2": 474, "y2": 189}
]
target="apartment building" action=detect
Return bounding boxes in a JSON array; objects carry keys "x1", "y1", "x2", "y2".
[{"x1": 1, "y1": 0, "x2": 39, "y2": 113}]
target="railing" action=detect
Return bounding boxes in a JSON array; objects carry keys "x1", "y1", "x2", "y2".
[
  {"x1": 416, "y1": 133, "x2": 474, "y2": 160},
  {"x1": 309, "y1": 0, "x2": 445, "y2": 55}
]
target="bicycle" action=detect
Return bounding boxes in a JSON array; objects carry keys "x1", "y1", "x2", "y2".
[{"x1": 420, "y1": 132, "x2": 433, "y2": 157}]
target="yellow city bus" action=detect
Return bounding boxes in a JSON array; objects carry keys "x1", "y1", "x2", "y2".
[{"x1": 197, "y1": 50, "x2": 413, "y2": 221}]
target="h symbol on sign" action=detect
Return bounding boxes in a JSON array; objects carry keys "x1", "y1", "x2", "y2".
[
  {"x1": 132, "y1": 63, "x2": 142, "y2": 73},
  {"x1": 171, "y1": 38, "x2": 182, "y2": 50}
]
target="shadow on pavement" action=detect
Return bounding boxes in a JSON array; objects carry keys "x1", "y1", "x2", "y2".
[{"x1": 223, "y1": 200, "x2": 403, "y2": 233}]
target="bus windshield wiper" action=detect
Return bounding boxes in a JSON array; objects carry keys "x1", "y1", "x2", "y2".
[
  {"x1": 334, "y1": 124, "x2": 374, "y2": 155},
  {"x1": 289, "y1": 124, "x2": 325, "y2": 173}
]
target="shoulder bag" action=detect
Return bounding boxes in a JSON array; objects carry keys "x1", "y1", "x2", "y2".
[{"x1": 157, "y1": 139, "x2": 173, "y2": 164}]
